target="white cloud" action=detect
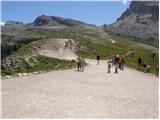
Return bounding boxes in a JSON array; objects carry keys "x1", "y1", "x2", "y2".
[
  {"x1": 0, "y1": 22, "x2": 5, "y2": 26},
  {"x1": 122, "y1": 0, "x2": 127, "y2": 5}
]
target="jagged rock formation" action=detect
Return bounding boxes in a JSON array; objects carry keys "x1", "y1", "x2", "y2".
[
  {"x1": 1, "y1": 34, "x2": 42, "y2": 58},
  {"x1": 104, "y1": 0, "x2": 159, "y2": 47},
  {"x1": 5, "y1": 20, "x2": 24, "y2": 25}
]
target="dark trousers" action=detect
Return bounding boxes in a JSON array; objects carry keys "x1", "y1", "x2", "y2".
[
  {"x1": 97, "y1": 60, "x2": 99, "y2": 65},
  {"x1": 77, "y1": 63, "x2": 81, "y2": 71},
  {"x1": 115, "y1": 68, "x2": 118, "y2": 73},
  {"x1": 121, "y1": 64, "x2": 124, "y2": 70}
]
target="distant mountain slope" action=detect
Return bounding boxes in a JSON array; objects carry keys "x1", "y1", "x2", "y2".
[
  {"x1": 32, "y1": 15, "x2": 91, "y2": 27},
  {"x1": 1, "y1": 15, "x2": 110, "y2": 73},
  {"x1": 103, "y1": 1, "x2": 159, "y2": 47},
  {"x1": 1, "y1": 15, "x2": 108, "y2": 59},
  {"x1": 1, "y1": 14, "x2": 159, "y2": 75}
]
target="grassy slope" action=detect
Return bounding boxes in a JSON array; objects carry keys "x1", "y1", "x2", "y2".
[
  {"x1": 76, "y1": 34, "x2": 158, "y2": 74},
  {"x1": 1, "y1": 55, "x2": 76, "y2": 76},
  {"x1": 125, "y1": 48, "x2": 158, "y2": 74},
  {"x1": 110, "y1": 35, "x2": 158, "y2": 74},
  {"x1": 2, "y1": 28, "x2": 159, "y2": 75},
  {"x1": 76, "y1": 35, "x2": 135, "y2": 59},
  {"x1": 23, "y1": 55, "x2": 76, "y2": 73}
]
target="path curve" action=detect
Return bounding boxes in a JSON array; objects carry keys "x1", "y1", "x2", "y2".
[{"x1": 1, "y1": 59, "x2": 159, "y2": 118}]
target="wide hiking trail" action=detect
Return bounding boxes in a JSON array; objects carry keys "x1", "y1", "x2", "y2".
[{"x1": 1, "y1": 59, "x2": 159, "y2": 118}]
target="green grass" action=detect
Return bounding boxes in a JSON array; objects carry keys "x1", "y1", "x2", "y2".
[
  {"x1": 21, "y1": 29, "x2": 46, "y2": 38},
  {"x1": 75, "y1": 34, "x2": 158, "y2": 74},
  {"x1": 1, "y1": 55, "x2": 76, "y2": 76},
  {"x1": 26, "y1": 55, "x2": 76, "y2": 73},
  {"x1": 124, "y1": 48, "x2": 159, "y2": 74},
  {"x1": 75, "y1": 35, "x2": 132, "y2": 59},
  {"x1": 77, "y1": 41, "x2": 124, "y2": 59},
  {"x1": 1, "y1": 70, "x2": 14, "y2": 76},
  {"x1": 17, "y1": 44, "x2": 33, "y2": 53},
  {"x1": 110, "y1": 35, "x2": 158, "y2": 74}
]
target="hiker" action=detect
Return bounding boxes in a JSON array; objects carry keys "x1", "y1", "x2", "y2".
[
  {"x1": 64, "y1": 41, "x2": 69, "y2": 49},
  {"x1": 107, "y1": 59, "x2": 112, "y2": 73},
  {"x1": 69, "y1": 39, "x2": 73, "y2": 46},
  {"x1": 121, "y1": 56, "x2": 125, "y2": 70},
  {"x1": 131, "y1": 51, "x2": 134, "y2": 57},
  {"x1": 129, "y1": 48, "x2": 135, "y2": 57},
  {"x1": 118, "y1": 56, "x2": 122, "y2": 70},
  {"x1": 156, "y1": 64, "x2": 159, "y2": 76},
  {"x1": 81, "y1": 58, "x2": 85, "y2": 72},
  {"x1": 118, "y1": 56, "x2": 121, "y2": 69},
  {"x1": 142, "y1": 61, "x2": 147, "y2": 73},
  {"x1": 111, "y1": 57, "x2": 115, "y2": 67},
  {"x1": 68, "y1": 39, "x2": 71, "y2": 45},
  {"x1": 146, "y1": 63, "x2": 151, "y2": 73},
  {"x1": 68, "y1": 39, "x2": 73, "y2": 51},
  {"x1": 69, "y1": 46, "x2": 72, "y2": 51},
  {"x1": 76, "y1": 44, "x2": 80, "y2": 52},
  {"x1": 70, "y1": 42, "x2": 73, "y2": 51},
  {"x1": 76, "y1": 57, "x2": 81, "y2": 71},
  {"x1": 152, "y1": 53, "x2": 155, "y2": 59},
  {"x1": 96, "y1": 55, "x2": 100, "y2": 65},
  {"x1": 64, "y1": 42, "x2": 67, "y2": 49},
  {"x1": 114, "y1": 55, "x2": 120, "y2": 73},
  {"x1": 137, "y1": 57, "x2": 142, "y2": 71}
]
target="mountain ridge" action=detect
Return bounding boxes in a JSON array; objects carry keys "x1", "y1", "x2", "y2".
[
  {"x1": 1, "y1": 1, "x2": 159, "y2": 75},
  {"x1": 103, "y1": 0, "x2": 159, "y2": 47}
]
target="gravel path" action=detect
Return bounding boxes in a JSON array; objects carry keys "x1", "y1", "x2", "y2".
[{"x1": 1, "y1": 59, "x2": 159, "y2": 118}]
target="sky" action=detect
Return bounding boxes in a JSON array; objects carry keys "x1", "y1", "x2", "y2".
[{"x1": 1, "y1": 1, "x2": 131, "y2": 26}]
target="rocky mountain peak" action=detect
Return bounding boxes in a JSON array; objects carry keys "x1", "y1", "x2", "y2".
[
  {"x1": 5, "y1": 20, "x2": 24, "y2": 25},
  {"x1": 119, "y1": 1, "x2": 159, "y2": 22},
  {"x1": 32, "y1": 15, "x2": 86, "y2": 27},
  {"x1": 104, "y1": 0, "x2": 159, "y2": 47}
]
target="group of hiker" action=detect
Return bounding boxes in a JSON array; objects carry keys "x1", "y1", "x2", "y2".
[
  {"x1": 70, "y1": 43, "x2": 158, "y2": 76},
  {"x1": 107, "y1": 55, "x2": 125, "y2": 73},
  {"x1": 76, "y1": 57, "x2": 85, "y2": 72},
  {"x1": 64, "y1": 39, "x2": 73, "y2": 51},
  {"x1": 76, "y1": 54, "x2": 125, "y2": 73},
  {"x1": 75, "y1": 53, "x2": 158, "y2": 76},
  {"x1": 137, "y1": 57, "x2": 158, "y2": 76},
  {"x1": 137, "y1": 57, "x2": 150, "y2": 73}
]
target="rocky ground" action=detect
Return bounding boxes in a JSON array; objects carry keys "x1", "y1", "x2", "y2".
[{"x1": 1, "y1": 59, "x2": 158, "y2": 118}]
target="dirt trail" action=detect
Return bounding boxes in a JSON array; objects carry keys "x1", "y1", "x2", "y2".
[
  {"x1": 109, "y1": 39, "x2": 117, "y2": 43},
  {"x1": 39, "y1": 38, "x2": 77, "y2": 60},
  {"x1": 1, "y1": 59, "x2": 158, "y2": 118}
]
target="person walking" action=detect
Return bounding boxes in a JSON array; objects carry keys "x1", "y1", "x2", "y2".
[
  {"x1": 152, "y1": 53, "x2": 155, "y2": 59},
  {"x1": 114, "y1": 55, "x2": 120, "y2": 73},
  {"x1": 81, "y1": 58, "x2": 85, "y2": 72},
  {"x1": 142, "y1": 61, "x2": 147, "y2": 73},
  {"x1": 76, "y1": 57, "x2": 81, "y2": 71},
  {"x1": 121, "y1": 57, "x2": 125, "y2": 70},
  {"x1": 131, "y1": 49, "x2": 135, "y2": 58},
  {"x1": 107, "y1": 59, "x2": 112, "y2": 73},
  {"x1": 96, "y1": 54, "x2": 100, "y2": 65},
  {"x1": 118, "y1": 56, "x2": 122, "y2": 70},
  {"x1": 146, "y1": 63, "x2": 150, "y2": 73},
  {"x1": 156, "y1": 64, "x2": 159, "y2": 76},
  {"x1": 69, "y1": 39, "x2": 73, "y2": 51},
  {"x1": 137, "y1": 57, "x2": 142, "y2": 71},
  {"x1": 111, "y1": 57, "x2": 115, "y2": 67}
]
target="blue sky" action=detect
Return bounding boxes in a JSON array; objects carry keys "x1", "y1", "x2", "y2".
[{"x1": 2, "y1": 1, "x2": 131, "y2": 26}]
